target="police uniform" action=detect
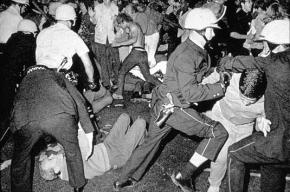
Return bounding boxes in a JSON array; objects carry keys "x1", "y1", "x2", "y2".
[
  {"x1": 36, "y1": 22, "x2": 89, "y2": 70},
  {"x1": 10, "y1": 66, "x2": 94, "y2": 192},
  {"x1": 118, "y1": 38, "x2": 228, "y2": 182}
]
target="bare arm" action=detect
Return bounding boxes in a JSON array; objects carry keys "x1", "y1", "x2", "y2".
[{"x1": 230, "y1": 32, "x2": 248, "y2": 40}]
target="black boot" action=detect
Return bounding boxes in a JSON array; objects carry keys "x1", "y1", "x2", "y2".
[{"x1": 73, "y1": 186, "x2": 84, "y2": 192}]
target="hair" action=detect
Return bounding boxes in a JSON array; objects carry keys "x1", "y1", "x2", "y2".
[
  {"x1": 79, "y1": 0, "x2": 94, "y2": 10},
  {"x1": 115, "y1": 13, "x2": 133, "y2": 24},
  {"x1": 253, "y1": 0, "x2": 268, "y2": 10},
  {"x1": 239, "y1": 69, "x2": 267, "y2": 100},
  {"x1": 266, "y1": 2, "x2": 288, "y2": 21}
]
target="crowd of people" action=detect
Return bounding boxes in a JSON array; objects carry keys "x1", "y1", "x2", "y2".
[{"x1": 0, "y1": 0, "x2": 289, "y2": 191}]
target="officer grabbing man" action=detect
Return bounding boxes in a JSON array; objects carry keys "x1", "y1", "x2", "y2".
[{"x1": 113, "y1": 8, "x2": 230, "y2": 192}]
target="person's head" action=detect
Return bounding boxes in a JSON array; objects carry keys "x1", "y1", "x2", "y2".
[
  {"x1": 239, "y1": 69, "x2": 267, "y2": 106},
  {"x1": 252, "y1": 0, "x2": 267, "y2": 14},
  {"x1": 184, "y1": 8, "x2": 222, "y2": 41},
  {"x1": 79, "y1": 0, "x2": 93, "y2": 14},
  {"x1": 39, "y1": 143, "x2": 65, "y2": 181},
  {"x1": 11, "y1": 0, "x2": 30, "y2": 15},
  {"x1": 17, "y1": 19, "x2": 38, "y2": 37},
  {"x1": 115, "y1": 13, "x2": 133, "y2": 29},
  {"x1": 266, "y1": 2, "x2": 287, "y2": 21},
  {"x1": 55, "y1": 4, "x2": 77, "y2": 27},
  {"x1": 259, "y1": 19, "x2": 290, "y2": 51},
  {"x1": 240, "y1": 0, "x2": 253, "y2": 13}
]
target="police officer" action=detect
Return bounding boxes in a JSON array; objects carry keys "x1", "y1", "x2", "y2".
[
  {"x1": 219, "y1": 19, "x2": 290, "y2": 192},
  {"x1": 0, "y1": 0, "x2": 29, "y2": 45},
  {"x1": 0, "y1": 19, "x2": 38, "y2": 139},
  {"x1": 10, "y1": 65, "x2": 94, "y2": 192},
  {"x1": 36, "y1": 4, "x2": 98, "y2": 90},
  {"x1": 113, "y1": 8, "x2": 229, "y2": 192}
]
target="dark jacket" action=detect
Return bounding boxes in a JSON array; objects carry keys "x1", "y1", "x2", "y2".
[
  {"x1": 155, "y1": 38, "x2": 224, "y2": 108},
  {"x1": 221, "y1": 49, "x2": 290, "y2": 161},
  {"x1": 11, "y1": 67, "x2": 95, "y2": 134},
  {"x1": 2, "y1": 32, "x2": 36, "y2": 82}
]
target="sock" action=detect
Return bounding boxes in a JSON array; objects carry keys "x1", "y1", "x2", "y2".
[{"x1": 189, "y1": 152, "x2": 208, "y2": 167}]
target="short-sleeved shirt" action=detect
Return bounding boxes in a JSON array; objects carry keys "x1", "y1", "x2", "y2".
[
  {"x1": 93, "y1": 3, "x2": 118, "y2": 44},
  {"x1": 0, "y1": 6, "x2": 23, "y2": 43},
  {"x1": 36, "y1": 23, "x2": 89, "y2": 70}
]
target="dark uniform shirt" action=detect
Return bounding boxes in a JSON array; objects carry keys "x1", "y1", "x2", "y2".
[
  {"x1": 11, "y1": 68, "x2": 95, "y2": 134},
  {"x1": 221, "y1": 49, "x2": 290, "y2": 161},
  {"x1": 155, "y1": 38, "x2": 224, "y2": 107}
]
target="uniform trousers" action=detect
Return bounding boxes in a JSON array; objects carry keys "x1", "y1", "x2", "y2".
[
  {"x1": 227, "y1": 133, "x2": 287, "y2": 192},
  {"x1": 118, "y1": 98, "x2": 228, "y2": 182},
  {"x1": 11, "y1": 114, "x2": 86, "y2": 192}
]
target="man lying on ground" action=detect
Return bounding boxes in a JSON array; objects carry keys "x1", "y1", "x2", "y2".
[{"x1": 39, "y1": 113, "x2": 147, "y2": 180}]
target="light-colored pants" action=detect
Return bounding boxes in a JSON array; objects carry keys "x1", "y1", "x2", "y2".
[
  {"x1": 83, "y1": 86, "x2": 113, "y2": 113},
  {"x1": 205, "y1": 103, "x2": 253, "y2": 192},
  {"x1": 104, "y1": 113, "x2": 147, "y2": 169},
  {"x1": 145, "y1": 32, "x2": 160, "y2": 68}
]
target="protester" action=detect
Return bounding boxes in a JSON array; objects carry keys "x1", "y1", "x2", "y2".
[
  {"x1": 227, "y1": 0, "x2": 253, "y2": 56},
  {"x1": 112, "y1": 13, "x2": 161, "y2": 100},
  {"x1": 39, "y1": 113, "x2": 147, "y2": 180},
  {"x1": 218, "y1": 19, "x2": 290, "y2": 192},
  {"x1": 89, "y1": 0, "x2": 119, "y2": 90},
  {"x1": 202, "y1": 69, "x2": 266, "y2": 192},
  {"x1": 113, "y1": 8, "x2": 229, "y2": 192},
  {"x1": 10, "y1": 65, "x2": 95, "y2": 192}
]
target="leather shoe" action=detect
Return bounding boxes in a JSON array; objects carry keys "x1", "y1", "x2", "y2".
[
  {"x1": 113, "y1": 178, "x2": 136, "y2": 191},
  {"x1": 73, "y1": 186, "x2": 84, "y2": 192}
]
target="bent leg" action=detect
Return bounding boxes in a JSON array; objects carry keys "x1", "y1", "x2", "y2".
[
  {"x1": 111, "y1": 117, "x2": 147, "y2": 168},
  {"x1": 119, "y1": 117, "x2": 172, "y2": 182},
  {"x1": 43, "y1": 114, "x2": 86, "y2": 188},
  {"x1": 227, "y1": 134, "x2": 281, "y2": 192}
]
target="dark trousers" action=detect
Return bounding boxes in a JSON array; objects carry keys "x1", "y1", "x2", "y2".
[
  {"x1": 115, "y1": 48, "x2": 161, "y2": 96},
  {"x1": 119, "y1": 99, "x2": 228, "y2": 182},
  {"x1": 91, "y1": 41, "x2": 120, "y2": 87},
  {"x1": 11, "y1": 114, "x2": 86, "y2": 192},
  {"x1": 227, "y1": 133, "x2": 286, "y2": 192}
]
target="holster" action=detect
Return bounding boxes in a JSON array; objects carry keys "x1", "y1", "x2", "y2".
[{"x1": 152, "y1": 90, "x2": 175, "y2": 128}]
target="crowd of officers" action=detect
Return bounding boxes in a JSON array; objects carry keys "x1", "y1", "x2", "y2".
[{"x1": 0, "y1": 0, "x2": 289, "y2": 192}]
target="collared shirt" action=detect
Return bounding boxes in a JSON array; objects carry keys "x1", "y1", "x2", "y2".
[
  {"x1": 36, "y1": 23, "x2": 89, "y2": 70},
  {"x1": 0, "y1": 6, "x2": 23, "y2": 43},
  {"x1": 157, "y1": 38, "x2": 224, "y2": 108},
  {"x1": 92, "y1": 3, "x2": 118, "y2": 44}
]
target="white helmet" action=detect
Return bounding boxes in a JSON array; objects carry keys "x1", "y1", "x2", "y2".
[
  {"x1": 12, "y1": 0, "x2": 29, "y2": 5},
  {"x1": 55, "y1": 4, "x2": 76, "y2": 21},
  {"x1": 259, "y1": 19, "x2": 290, "y2": 45},
  {"x1": 184, "y1": 8, "x2": 220, "y2": 30},
  {"x1": 17, "y1": 19, "x2": 38, "y2": 33}
]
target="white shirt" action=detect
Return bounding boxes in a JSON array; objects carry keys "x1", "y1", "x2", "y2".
[
  {"x1": 36, "y1": 23, "x2": 89, "y2": 70},
  {"x1": 0, "y1": 6, "x2": 23, "y2": 43},
  {"x1": 92, "y1": 3, "x2": 118, "y2": 44}
]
